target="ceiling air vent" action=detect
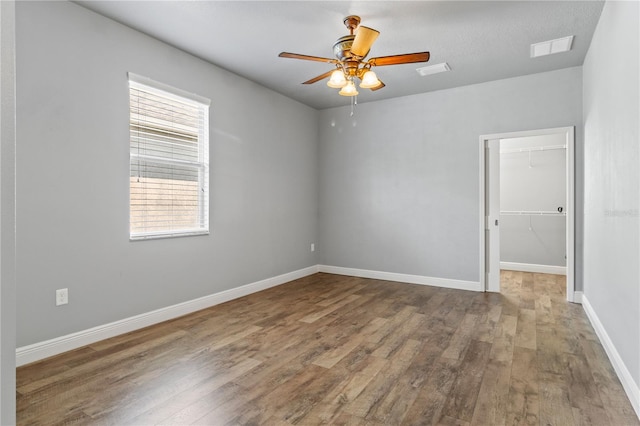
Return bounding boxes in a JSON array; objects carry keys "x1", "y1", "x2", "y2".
[
  {"x1": 530, "y1": 36, "x2": 574, "y2": 58},
  {"x1": 416, "y1": 62, "x2": 451, "y2": 77}
]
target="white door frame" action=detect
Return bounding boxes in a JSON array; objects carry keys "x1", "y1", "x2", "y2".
[
  {"x1": 484, "y1": 138, "x2": 501, "y2": 293},
  {"x1": 479, "y1": 126, "x2": 575, "y2": 302}
]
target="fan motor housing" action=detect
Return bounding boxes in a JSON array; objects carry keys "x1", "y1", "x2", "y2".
[{"x1": 333, "y1": 35, "x2": 355, "y2": 62}]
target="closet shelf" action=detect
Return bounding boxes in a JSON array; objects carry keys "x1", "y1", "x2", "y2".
[
  {"x1": 500, "y1": 210, "x2": 566, "y2": 216},
  {"x1": 500, "y1": 144, "x2": 566, "y2": 154}
]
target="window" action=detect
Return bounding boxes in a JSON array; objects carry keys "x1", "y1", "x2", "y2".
[{"x1": 128, "y1": 73, "x2": 210, "y2": 240}]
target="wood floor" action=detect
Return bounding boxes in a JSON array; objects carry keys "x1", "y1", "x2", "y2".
[{"x1": 17, "y1": 272, "x2": 638, "y2": 425}]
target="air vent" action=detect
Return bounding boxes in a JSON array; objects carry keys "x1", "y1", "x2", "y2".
[
  {"x1": 416, "y1": 62, "x2": 450, "y2": 76},
  {"x1": 530, "y1": 36, "x2": 574, "y2": 58}
]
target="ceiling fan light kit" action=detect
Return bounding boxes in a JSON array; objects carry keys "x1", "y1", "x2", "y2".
[
  {"x1": 359, "y1": 70, "x2": 381, "y2": 89},
  {"x1": 338, "y1": 80, "x2": 359, "y2": 97},
  {"x1": 279, "y1": 15, "x2": 430, "y2": 98},
  {"x1": 327, "y1": 69, "x2": 347, "y2": 88}
]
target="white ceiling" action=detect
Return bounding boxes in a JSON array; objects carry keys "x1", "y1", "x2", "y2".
[{"x1": 75, "y1": 1, "x2": 604, "y2": 110}]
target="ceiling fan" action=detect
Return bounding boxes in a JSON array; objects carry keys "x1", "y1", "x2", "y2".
[{"x1": 279, "y1": 15, "x2": 430, "y2": 97}]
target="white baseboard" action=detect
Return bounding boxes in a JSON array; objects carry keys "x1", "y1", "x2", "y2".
[
  {"x1": 16, "y1": 265, "x2": 319, "y2": 367},
  {"x1": 582, "y1": 295, "x2": 640, "y2": 419},
  {"x1": 573, "y1": 291, "x2": 583, "y2": 304},
  {"x1": 500, "y1": 261, "x2": 566, "y2": 275},
  {"x1": 318, "y1": 265, "x2": 482, "y2": 292}
]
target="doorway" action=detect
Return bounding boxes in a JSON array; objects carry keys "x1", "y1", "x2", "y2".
[{"x1": 479, "y1": 127, "x2": 575, "y2": 302}]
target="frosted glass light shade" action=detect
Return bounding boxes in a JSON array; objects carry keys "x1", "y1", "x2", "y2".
[
  {"x1": 359, "y1": 70, "x2": 380, "y2": 89},
  {"x1": 327, "y1": 70, "x2": 347, "y2": 88},
  {"x1": 339, "y1": 80, "x2": 359, "y2": 96}
]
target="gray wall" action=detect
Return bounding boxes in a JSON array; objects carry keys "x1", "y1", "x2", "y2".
[
  {"x1": 7, "y1": 0, "x2": 639, "y2": 420},
  {"x1": 0, "y1": 1, "x2": 17, "y2": 423},
  {"x1": 500, "y1": 134, "x2": 567, "y2": 267},
  {"x1": 583, "y1": 0, "x2": 639, "y2": 390},
  {"x1": 16, "y1": 1, "x2": 319, "y2": 347},
  {"x1": 318, "y1": 68, "x2": 583, "y2": 284}
]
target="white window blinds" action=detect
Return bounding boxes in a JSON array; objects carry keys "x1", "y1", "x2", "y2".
[{"x1": 128, "y1": 73, "x2": 210, "y2": 240}]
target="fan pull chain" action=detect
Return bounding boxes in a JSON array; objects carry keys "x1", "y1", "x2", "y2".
[{"x1": 350, "y1": 94, "x2": 357, "y2": 116}]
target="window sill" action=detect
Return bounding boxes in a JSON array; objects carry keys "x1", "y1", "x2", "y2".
[{"x1": 130, "y1": 230, "x2": 209, "y2": 242}]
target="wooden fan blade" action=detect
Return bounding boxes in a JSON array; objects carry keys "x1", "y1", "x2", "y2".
[
  {"x1": 370, "y1": 80, "x2": 385, "y2": 91},
  {"x1": 302, "y1": 70, "x2": 334, "y2": 85},
  {"x1": 279, "y1": 52, "x2": 338, "y2": 64},
  {"x1": 351, "y1": 26, "x2": 380, "y2": 58},
  {"x1": 368, "y1": 52, "x2": 430, "y2": 66}
]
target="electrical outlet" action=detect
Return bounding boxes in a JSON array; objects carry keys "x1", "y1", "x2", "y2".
[
  {"x1": 311, "y1": 243, "x2": 315, "y2": 252},
  {"x1": 56, "y1": 288, "x2": 68, "y2": 306}
]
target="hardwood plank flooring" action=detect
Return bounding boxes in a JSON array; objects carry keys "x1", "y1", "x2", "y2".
[{"x1": 17, "y1": 272, "x2": 638, "y2": 425}]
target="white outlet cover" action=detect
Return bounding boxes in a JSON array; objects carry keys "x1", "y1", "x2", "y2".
[{"x1": 56, "y1": 288, "x2": 69, "y2": 306}]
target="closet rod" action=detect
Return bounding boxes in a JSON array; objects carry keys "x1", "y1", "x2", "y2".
[
  {"x1": 500, "y1": 210, "x2": 566, "y2": 216},
  {"x1": 500, "y1": 144, "x2": 566, "y2": 154}
]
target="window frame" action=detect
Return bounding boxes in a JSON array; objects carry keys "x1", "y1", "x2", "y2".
[{"x1": 128, "y1": 73, "x2": 210, "y2": 241}]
